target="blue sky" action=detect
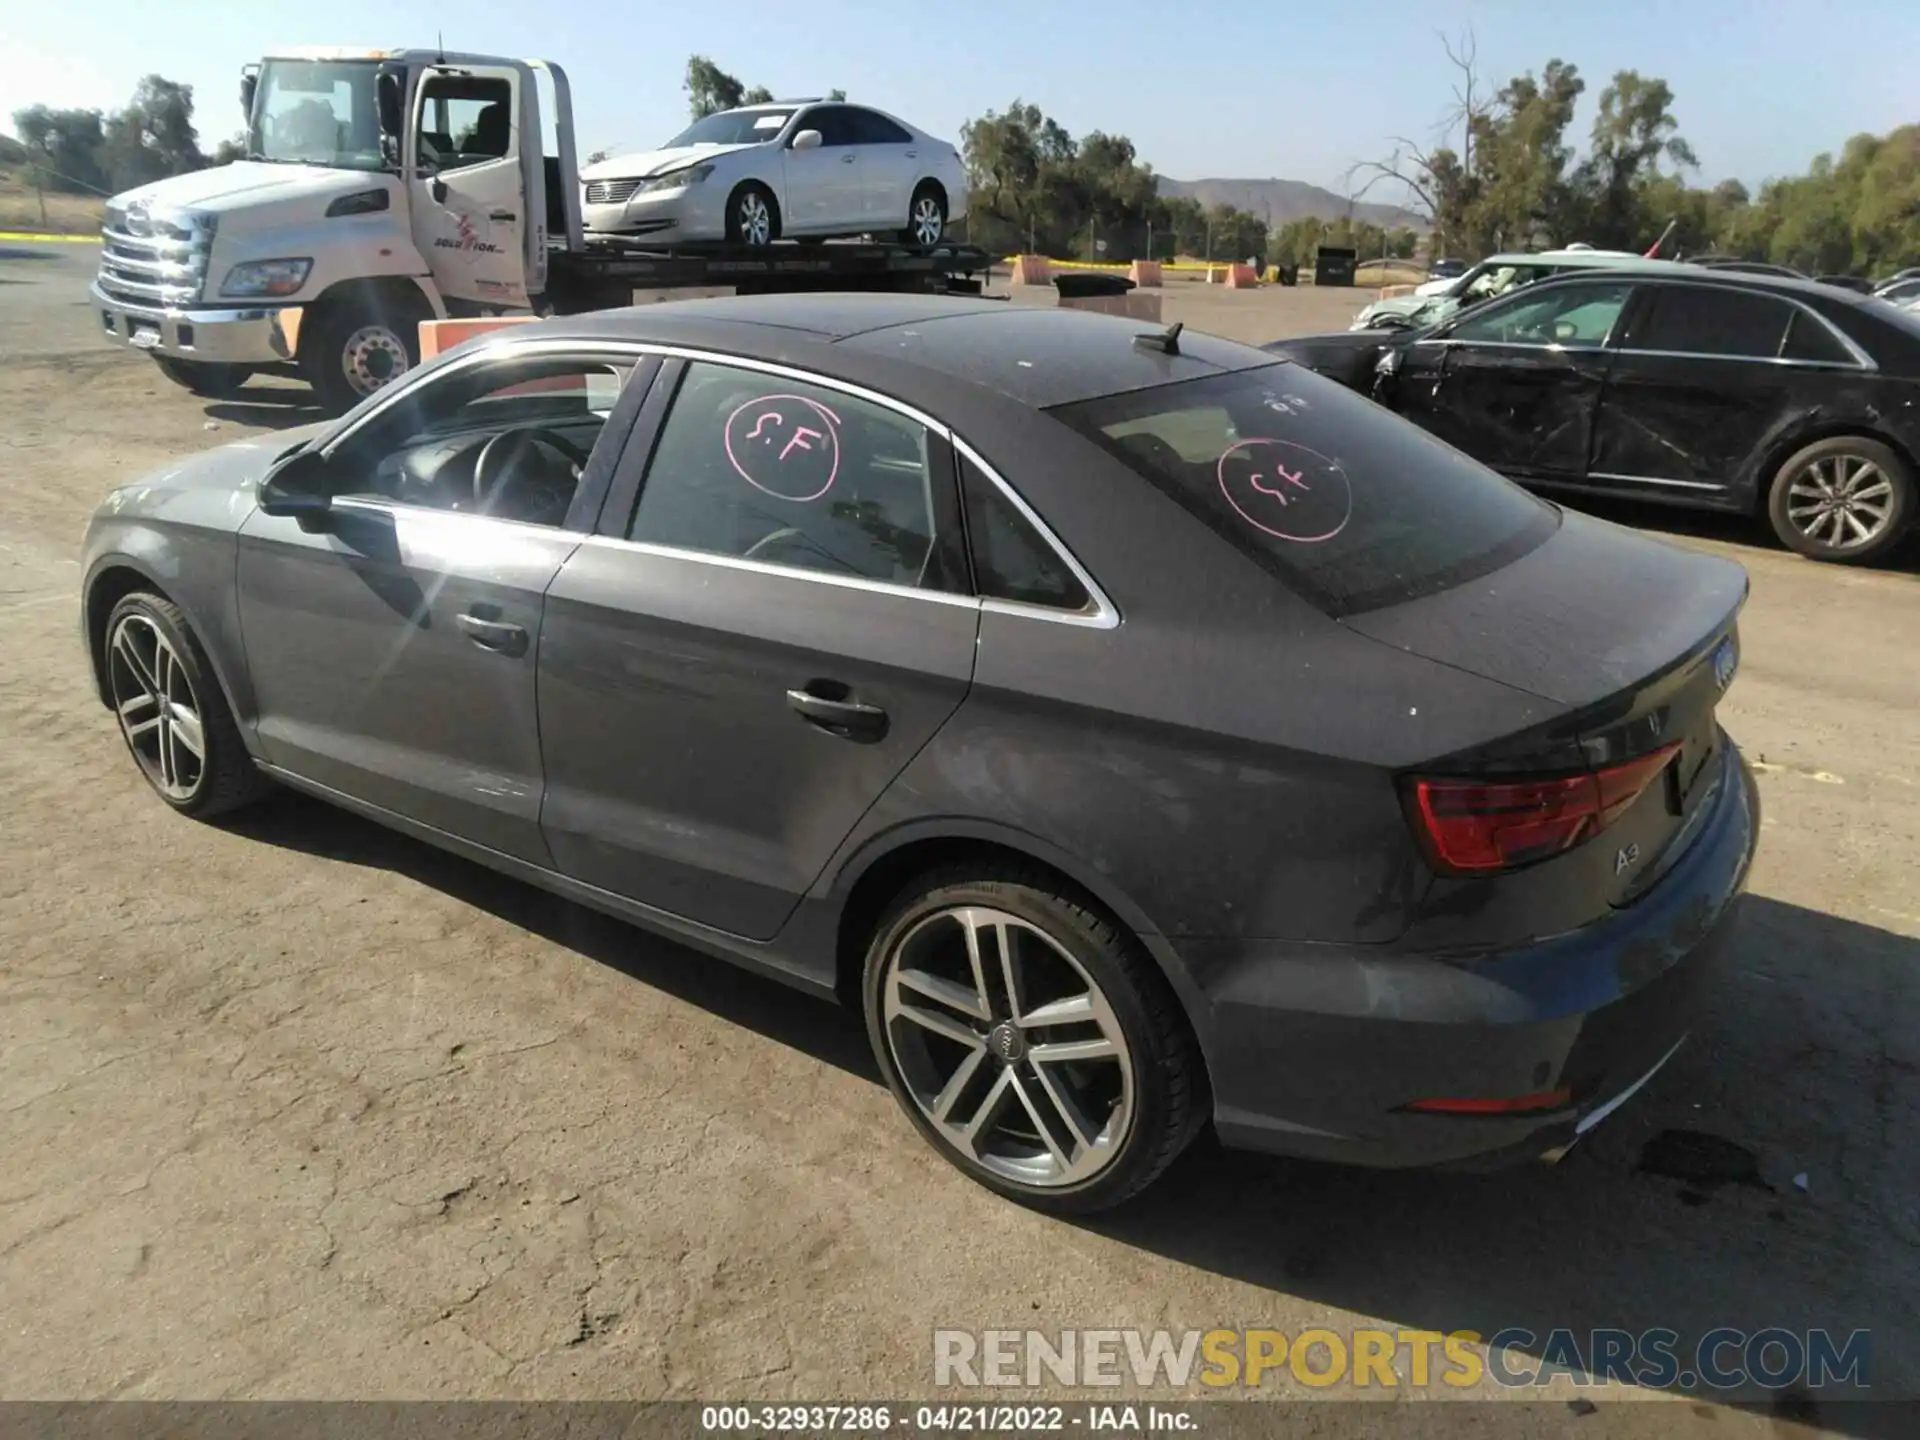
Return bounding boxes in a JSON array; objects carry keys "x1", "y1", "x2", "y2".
[{"x1": 5, "y1": 0, "x2": 1917, "y2": 198}]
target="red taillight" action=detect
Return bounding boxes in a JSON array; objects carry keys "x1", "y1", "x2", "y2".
[{"x1": 1406, "y1": 744, "x2": 1682, "y2": 875}]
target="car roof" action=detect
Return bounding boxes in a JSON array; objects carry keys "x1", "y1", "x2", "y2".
[
  {"x1": 539, "y1": 294, "x2": 1281, "y2": 408},
  {"x1": 1518, "y1": 262, "x2": 1875, "y2": 307},
  {"x1": 1473, "y1": 251, "x2": 1688, "y2": 272}
]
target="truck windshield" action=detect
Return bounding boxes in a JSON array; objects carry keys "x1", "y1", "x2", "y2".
[
  {"x1": 249, "y1": 60, "x2": 386, "y2": 171},
  {"x1": 662, "y1": 109, "x2": 796, "y2": 147}
]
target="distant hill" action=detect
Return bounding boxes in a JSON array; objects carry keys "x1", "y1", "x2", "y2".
[{"x1": 1158, "y1": 176, "x2": 1425, "y2": 231}]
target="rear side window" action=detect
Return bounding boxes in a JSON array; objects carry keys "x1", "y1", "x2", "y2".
[
  {"x1": 1781, "y1": 310, "x2": 1856, "y2": 364},
  {"x1": 850, "y1": 109, "x2": 913, "y2": 145},
  {"x1": 960, "y1": 456, "x2": 1091, "y2": 612},
  {"x1": 1051, "y1": 363, "x2": 1558, "y2": 616},
  {"x1": 1628, "y1": 286, "x2": 1793, "y2": 358},
  {"x1": 629, "y1": 362, "x2": 962, "y2": 591}
]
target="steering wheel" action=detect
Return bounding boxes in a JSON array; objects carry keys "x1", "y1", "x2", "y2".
[{"x1": 472, "y1": 427, "x2": 589, "y2": 520}]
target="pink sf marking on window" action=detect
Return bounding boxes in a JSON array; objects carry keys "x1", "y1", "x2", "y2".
[
  {"x1": 745, "y1": 411, "x2": 785, "y2": 442},
  {"x1": 1249, "y1": 463, "x2": 1311, "y2": 503},
  {"x1": 780, "y1": 426, "x2": 825, "y2": 461},
  {"x1": 724, "y1": 394, "x2": 843, "y2": 502}
]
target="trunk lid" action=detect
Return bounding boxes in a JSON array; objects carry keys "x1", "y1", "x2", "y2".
[{"x1": 1347, "y1": 509, "x2": 1748, "y2": 906}]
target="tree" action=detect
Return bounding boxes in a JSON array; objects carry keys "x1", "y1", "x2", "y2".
[
  {"x1": 101, "y1": 74, "x2": 206, "y2": 191},
  {"x1": 685, "y1": 55, "x2": 746, "y2": 119},
  {"x1": 742, "y1": 85, "x2": 774, "y2": 106},
  {"x1": 10, "y1": 104, "x2": 110, "y2": 194},
  {"x1": 827, "y1": 89, "x2": 846, "y2": 102},
  {"x1": 1571, "y1": 71, "x2": 1697, "y2": 248}
]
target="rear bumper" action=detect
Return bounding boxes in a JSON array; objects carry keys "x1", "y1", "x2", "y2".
[
  {"x1": 1198, "y1": 737, "x2": 1760, "y2": 1168},
  {"x1": 90, "y1": 282, "x2": 298, "y2": 366}
]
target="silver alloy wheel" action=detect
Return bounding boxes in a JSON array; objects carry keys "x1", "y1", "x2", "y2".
[
  {"x1": 910, "y1": 194, "x2": 944, "y2": 247},
  {"x1": 737, "y1": 191, "x2": 773, "y2": 246},
  {"x1": 881, "y1": 905, "x2": 1134, "y2": 1188},
  {"x1": 1785, "y1": 452, "x2": 1896, "y2": 549},
  {"x1": 107, "y1": 613, "x2": 205, "y2": 802},
  {"x1": 339, "y1": 324, "x2": 410, "y2": 398}
]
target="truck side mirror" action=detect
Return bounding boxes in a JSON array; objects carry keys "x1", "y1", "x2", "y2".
[
  {"x1": 240, "y1": 71, "x2": 258, "y2": 124},
  {"x1": 377, "y1": 70, "x2": 405, "y2": 142}
]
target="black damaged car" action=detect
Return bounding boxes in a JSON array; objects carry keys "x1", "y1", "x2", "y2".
[{"x1": 1270, "y1": 267, "x2": 1920, "y2": 563}]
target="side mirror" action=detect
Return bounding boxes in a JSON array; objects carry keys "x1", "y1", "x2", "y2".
[
  {"x1": 258, "y1": 448, "x2": 334, "y2": 528},
  {"x1": 240, "y1": 70, "x2": 258, "y2": 125},
  {"x1": 791, "y1": 129, "x2": 823, "y2": 152},
  {"x1": 377, "y1": 69, "x2": 405, "y2": 142}
]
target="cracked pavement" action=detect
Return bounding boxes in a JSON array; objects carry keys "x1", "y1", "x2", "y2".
[{"x1": 0, "y1": 243, "x2": 1915, "y2": 1434}]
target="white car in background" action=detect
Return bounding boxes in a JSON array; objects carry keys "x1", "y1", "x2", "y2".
[{"x1": 580, "y1": 100, "x2": 968, "y2": 248}]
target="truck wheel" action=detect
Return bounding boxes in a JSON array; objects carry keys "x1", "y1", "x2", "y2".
[
  {"x1": 901, "y1": 184, "x2": 947, "y2": 249},
  {"x1": 725, "y1": 184, "x2": 780, "y2": 247},
  {"x1": 302, "y1": 288, "x2": 431, "y2": 416},
  {"x1": 152, "y1": 357, "x2": 255, "y2": 399}
]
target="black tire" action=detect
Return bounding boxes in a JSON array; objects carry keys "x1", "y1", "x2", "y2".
[
  {"x1": 300, "y1": 286, "x2": 431, "y2": 417},
  {"x1": 861, "y1": 864, "x2": 1204, "y2": 1214},
  {"x1": 152, "y1": 356, "x2": 255, "y2": 399},
  {"x1": 1765, "y1": 435, "x2": 1915, "y2": 564},
  {"x1": 724, "y1": 183, "x2": 780, "y2": 247},
  {"x1": 101, "y1": 591, "x2": 272, "y2": 820},
  {"x1": 901, "y1": 183, "x2": 947, "y2": 249}
]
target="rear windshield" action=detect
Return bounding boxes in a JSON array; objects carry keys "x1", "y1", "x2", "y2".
[{"x1": 1050, "y1": 362, "x2": 1559, "y2": 616}]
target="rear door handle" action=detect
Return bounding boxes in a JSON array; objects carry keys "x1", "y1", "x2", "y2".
[
  {"x1": 841, "y1": 153, "x2": 858, "y2": 164},
  {"x1": 904, "y1": 150, "x2": 917, "y2": 159},
  {"x1": 489, "y1": 209, "x2": 517, "y2": 222},
  {"x1": 457, "y1": 612, "x2": 529, "y2": 657},
  {"x1": 786, "y1": 685, "x2": 889, "y2": 742}
]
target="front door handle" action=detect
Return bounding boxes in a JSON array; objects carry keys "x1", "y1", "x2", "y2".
[
  {"x1": 904, "y1": 150, "x2": 917, "y2": 159},
  {"x1": 457, "y1": 612, "x2": 529, "y2": 657},
  {"x1": 489, "y1": 209, "x2": 517, "y2": 222},
  {"x1": 786, "y1": 684, "x2": 889, "y2": 742},
  {"x1": 840, "y1": 153, "x2": 857, "y2": 164}
]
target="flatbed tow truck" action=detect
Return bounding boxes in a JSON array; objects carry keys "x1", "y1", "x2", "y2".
[{"x1": 88, "y1": 47, "x2": 993, "y2": 414}]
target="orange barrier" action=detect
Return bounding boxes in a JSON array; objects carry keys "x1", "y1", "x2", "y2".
[
  {"x1": 418, "y1": 314, "x2": 540, "y2": 360},
  {"x1": 1224, "y1": 263, "x2": 1259, "y2": 289},
  {"x1": 1008, "y1": 254, "x2": 1053, "y2": 285},
  {"x1": 1128, "y1": 260, "x2": 1164, "y2": 287},
  {"x1": 1057, "y1": 292, "x2": 1163, "y2": 323}
]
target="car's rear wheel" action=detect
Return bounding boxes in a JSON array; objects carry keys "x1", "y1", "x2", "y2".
[
  {"x1": 152, "y1": 357, "x2": 255, "y2": 399},
  {"x1": 103, "y1": 592, "x2": 270, "y2": 819},
  {"x1": 862, "y1": 866, "x2": 1203, "y2": 1213},
  {"x1": 1765, "y1": 436, "x2": 1915, "y2": 563},
  {"x1": 725, "y1": 183, "x2": 780, "y2": 247},
  {"x1": 901, "y1": 184, "x2": 947, "y2": 249}
]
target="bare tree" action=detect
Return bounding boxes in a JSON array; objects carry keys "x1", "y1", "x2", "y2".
[{"x1": 1343, "y1": 27, "x2": 1488, "y2": 251}]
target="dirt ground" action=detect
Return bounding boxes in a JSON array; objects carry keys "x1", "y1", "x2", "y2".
[{"x1": 1, "y1": 243, "x2": 1916, "y2": 1436}]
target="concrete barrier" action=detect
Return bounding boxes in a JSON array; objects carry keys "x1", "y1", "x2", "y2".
[
  {"x1": 418, "y1": 314, "x2": 540, "y2": 361},
  {"x1": 1009, "y1": 255, "x2": 1053, "y2": 285},
  {"x1": 1128, "y1": 260, "x2": 1164, "y2": 287}
]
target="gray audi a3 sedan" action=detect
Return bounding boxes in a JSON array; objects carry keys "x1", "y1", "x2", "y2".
[{"x1": 80, "y1": 294, "x2": 1760, "y2": 1212}]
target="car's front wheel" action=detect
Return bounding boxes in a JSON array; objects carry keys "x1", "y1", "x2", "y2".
[
  {"x1": 1765, "y1": 435, "x2": 1915, "y2": 563},
  {"x1": 862, "y1": 866, "x2": 1204, "y2": 1213},
  {"x1": 726, "y1": 183, "x2": 781, "y2": 247},
  {"x1": 103, "y1": 591, "x2": 271, "y2": 819}
]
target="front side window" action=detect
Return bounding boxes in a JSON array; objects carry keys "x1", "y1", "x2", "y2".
[
  {"x1": 629, "y1": 363, "x2": 958, "y2": 590},
  {"x1": 1626, "y1": 286, "x2": 1794, "y2": 358},
  {"x1": 798, "y1": 106, "x2": 861, "y2": 148},
  {"x1": 1052, "y1": 363, "x2": 1557, "y2": 615},
  {"x1": 416, "y1": 76, "x2": 514, "y2": 171},
  {"x1": 1448, "y1": 281, "x2": 1634, "y2": 348},
  {"x1": 337, "y1": 355, "x2": 634, "y2": 526},
  {"x1": 249, "y1": 60, "x2": 384, "y2": 172}
]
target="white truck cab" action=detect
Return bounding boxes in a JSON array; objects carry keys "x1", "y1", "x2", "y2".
[{"x1": 90, "y1": 47, "x2": 583, "y2": 412}]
